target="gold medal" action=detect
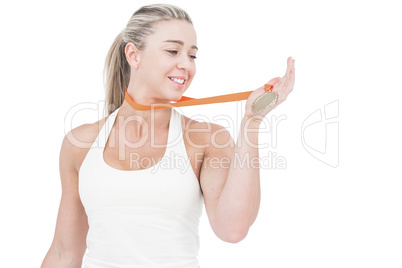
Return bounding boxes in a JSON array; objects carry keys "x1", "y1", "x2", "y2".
[{"x1": 251, "y1": 84, "x2": 278, "y2": 114}]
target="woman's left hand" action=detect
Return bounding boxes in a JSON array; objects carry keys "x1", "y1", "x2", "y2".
[{"x1": 244, "y1": 56, "x2": 295, "y2": 123}]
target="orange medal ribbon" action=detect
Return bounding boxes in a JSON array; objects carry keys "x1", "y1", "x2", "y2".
[{"x1": 124, "y1": 84, "x2": 274, "y2": 111}]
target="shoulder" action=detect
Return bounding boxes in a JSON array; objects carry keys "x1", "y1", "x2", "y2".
[
  {"x1": 65, "y1": 116, "x2": 108, "y2": 148},
  {"x1": 61, "y1": 116, "x2": 109, "y2": 173}
]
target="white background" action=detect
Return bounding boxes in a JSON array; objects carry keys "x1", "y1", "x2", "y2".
[{"x1": 1, "y1": 0, "x2": 401, "y2": 267}]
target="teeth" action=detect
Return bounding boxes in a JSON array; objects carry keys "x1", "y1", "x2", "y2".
[{"x1": 170, "y1": 77, "x2": 185, "y2": 84}]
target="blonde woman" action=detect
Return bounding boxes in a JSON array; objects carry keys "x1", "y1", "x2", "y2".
[{"x1": 41, "y1": 4, "x2": 295, "y2": 268}]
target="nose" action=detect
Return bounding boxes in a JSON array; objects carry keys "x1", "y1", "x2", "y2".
[{"x1": 176, "y1": 54, "x2": 192, "y2": 70}]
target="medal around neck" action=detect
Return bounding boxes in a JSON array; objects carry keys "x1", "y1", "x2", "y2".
[{"x1": 251, "y1": 84, "x2": 279, "y2": 114}]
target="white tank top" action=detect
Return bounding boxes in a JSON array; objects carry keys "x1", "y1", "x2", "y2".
[{"x1": 79, "y1": 107, "x2": 204, "y2": 268}]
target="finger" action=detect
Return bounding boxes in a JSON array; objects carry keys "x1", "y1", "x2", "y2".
[
  {"x1": 283, "y1": 59, "x2": 295, "y2": 91},
  {"x1": 287, "y1": 66, "x2": 295, "y2": 93},
  {"x1": 278, "y1": 57, "x2": 292, "y2": 90},
  {"x1": 285, "y1": 56, "x2": 293, "y2": 77}
]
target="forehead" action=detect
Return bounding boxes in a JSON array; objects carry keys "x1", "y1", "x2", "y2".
[{"x1": 148, "y1": 20, "x2": 197, "y2": 46}]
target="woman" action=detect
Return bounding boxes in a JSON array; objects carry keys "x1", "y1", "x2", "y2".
[{"x1": 41, "y1": 4, "x2": 295, "y2": 268}]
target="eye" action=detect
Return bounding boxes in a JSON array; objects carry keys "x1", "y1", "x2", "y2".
[{"x1": 167, "y1": 50, "x2": 197, "y2": 60}]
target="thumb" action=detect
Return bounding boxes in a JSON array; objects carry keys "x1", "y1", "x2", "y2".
[{"x1": 267, "y1": 77, "x2": 281, "y2": 86}]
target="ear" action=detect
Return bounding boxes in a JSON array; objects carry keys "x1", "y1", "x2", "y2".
[{"x1": 125, "y1": 42, "x2": 141, "y2": 69}]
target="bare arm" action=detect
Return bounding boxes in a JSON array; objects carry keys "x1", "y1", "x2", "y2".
[
  {"x1": 200, "y1": 122, "x2": 260, "y2": 244},
  {"x1": 200, "y1": 57, "x2": 295, "y2": 243},
  {"x1": 41, "y1": 131, "x2": 89, "y2": 268}
]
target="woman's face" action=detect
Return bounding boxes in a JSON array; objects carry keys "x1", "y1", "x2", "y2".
[{"x1": 135, "y1": 19, "x2": 198, "y2": 102}]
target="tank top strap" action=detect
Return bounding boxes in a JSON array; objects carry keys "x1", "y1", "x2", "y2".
[
  {"x1": 166, "y1": 108, "x2": 184, "y2": 151},
  {"x1": 95, "y1": 107, "x2": 121, "y2": 150}
]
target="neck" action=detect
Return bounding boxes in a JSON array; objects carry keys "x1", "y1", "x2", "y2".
[
  {"x1": 118, "y1": 100, "x2": 172, "y2": 124},
  {"x1": 113, "y1": 89, "x2": 172, "y2": 137}
]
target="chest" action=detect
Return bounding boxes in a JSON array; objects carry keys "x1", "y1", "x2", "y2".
[{"x1": 102, "y1": 117, "x2": 206, "y2": 181}]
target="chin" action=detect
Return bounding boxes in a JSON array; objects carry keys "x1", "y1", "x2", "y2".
[
  {"x1": 173, "y1": 89, "x2": 188, "y2": 101},
  {"x1": 171, "y1": 94, "x2": 183, "y2": 102}
]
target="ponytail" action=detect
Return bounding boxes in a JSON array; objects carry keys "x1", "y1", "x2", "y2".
[{"x1": 103, "y1": 31, "x2": 130, "y2": 116}]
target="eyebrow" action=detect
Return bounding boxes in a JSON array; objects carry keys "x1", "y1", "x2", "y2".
[{"x1": 163, "y1": 40, "x2": 198, "y2": 50}]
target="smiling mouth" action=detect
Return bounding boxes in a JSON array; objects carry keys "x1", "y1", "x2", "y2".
[{"x1": 168, "y1": 77, "x2": 185, "y2": 85}]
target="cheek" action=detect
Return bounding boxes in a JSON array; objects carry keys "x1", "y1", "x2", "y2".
[{"x1": 190, "y1": 64, "x2": 196, "y2": 78}]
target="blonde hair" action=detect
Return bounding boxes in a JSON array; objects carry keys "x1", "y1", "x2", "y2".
[{"x1": 103, "y1": 4, "x2": 193, "y2": 116}]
